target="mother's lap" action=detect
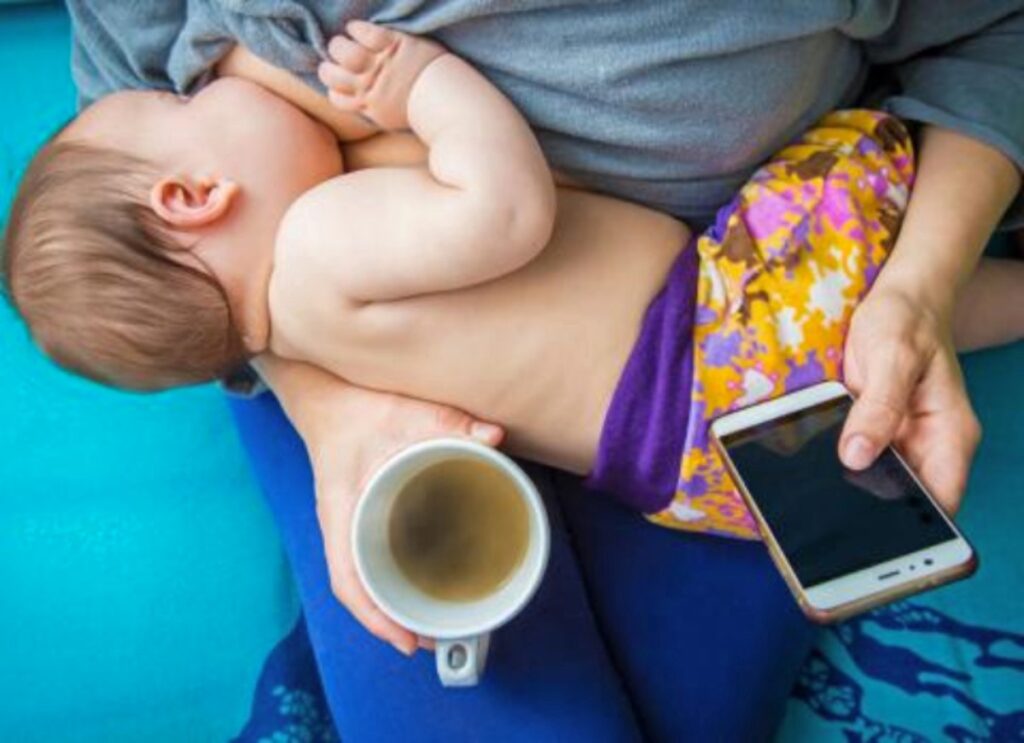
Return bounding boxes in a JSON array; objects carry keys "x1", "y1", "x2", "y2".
[{"x1": 228, "y1": 391, "x2": 816, "y2": 740}]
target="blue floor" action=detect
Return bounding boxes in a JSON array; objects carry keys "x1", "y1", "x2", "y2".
[
  {"x1": 0, "y1": 6, "x2": 298, "y2": 741},
  {"x1": 1, "y1": 4, "x2": 1021, "y2": 741}
]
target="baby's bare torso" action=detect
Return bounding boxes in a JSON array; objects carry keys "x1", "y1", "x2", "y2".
[{"x1": 270, "y1": 185, "x2": 687, "y2": 473}]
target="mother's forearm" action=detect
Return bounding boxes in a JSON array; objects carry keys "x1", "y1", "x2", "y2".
[
  {"x1": 251, "y1": 354, "x2": 503, "y2": 462},
  {"x1": 250, "y1": 354, "x2": 358, "y2": 448},
  {"x1": 878, "y1": 126, "x2": 1021, "y2": 316}
]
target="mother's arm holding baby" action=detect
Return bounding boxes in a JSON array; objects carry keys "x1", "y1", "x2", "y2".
[{"x1": 252, "y1": 354, "x2": 502, "y2": 653}]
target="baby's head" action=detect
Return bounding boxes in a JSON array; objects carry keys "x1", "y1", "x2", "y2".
[{"x1": 2, "y1": 78, "x2": 342, "y2": 390}]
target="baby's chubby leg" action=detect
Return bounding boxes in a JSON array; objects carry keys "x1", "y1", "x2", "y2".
[{"x1": 314, "y1": 22, "x2": 556, "y2": 298}]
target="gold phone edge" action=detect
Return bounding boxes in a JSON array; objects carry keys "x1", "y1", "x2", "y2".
[{"x1": 709, "y1": 433, "x2": 978, "y2": 625}]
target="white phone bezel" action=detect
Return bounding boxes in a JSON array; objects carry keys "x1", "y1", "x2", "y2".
[{"x1": 710, "y1": 381, "x2": 975, "y2": 612}]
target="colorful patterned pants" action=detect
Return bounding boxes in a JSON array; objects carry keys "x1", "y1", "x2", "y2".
[{"x1": 650, "y1": 110, "x2": 916, "y2": 538}]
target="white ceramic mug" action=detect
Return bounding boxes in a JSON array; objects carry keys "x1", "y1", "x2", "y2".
[{"x1": 352, "y1": 438, "x2": 550, "y2": 687}]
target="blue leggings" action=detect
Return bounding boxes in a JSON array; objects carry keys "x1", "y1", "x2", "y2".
[{"x1": 229, "y1": 393, "x2": 816, "y2": 742}]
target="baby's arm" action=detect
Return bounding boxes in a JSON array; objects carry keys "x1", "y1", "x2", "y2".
[{"x1": 281, "y1": 21, "x2": 555, "y2": 302}]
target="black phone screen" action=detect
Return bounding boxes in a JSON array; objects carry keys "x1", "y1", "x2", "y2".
[{"x1": 720, "y1": 396, "x2": 955, "y2": 588}]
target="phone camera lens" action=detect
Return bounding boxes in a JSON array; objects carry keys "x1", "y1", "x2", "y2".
[
  {"x1": 909, "y1": 565, "x2": 916, "y2": 571},
  {"x1": 924, "y1": 558, "x2": 934, "y2": 566},
  {"x1": 919, "y1": 513, "x2": 934, "y2": 524}
]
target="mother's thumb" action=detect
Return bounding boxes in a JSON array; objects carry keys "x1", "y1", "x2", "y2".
[
  {"x1": 469, "y1": 421, "x2": 504, "y2": 446},
  {"x1": 431, "y1": 406, "x2": 504, "y2": 446},
  {"x1": 839, "y1": 380, "x2": 912, "y2": 470}
]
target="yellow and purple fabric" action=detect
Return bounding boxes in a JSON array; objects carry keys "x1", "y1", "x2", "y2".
[
  {"x1": 588, "y1": 110, "x2": 914, "y2": 538},
  {"x1": 658, "y1": 110, "x2": 915, "y2": 537}
]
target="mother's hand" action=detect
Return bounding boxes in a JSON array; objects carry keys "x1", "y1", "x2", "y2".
[
  {"x1": 840, "y1": 125, "x2": 1022, "y2": 514},
  {"x1": 839, "y1": 285, "x2": 979, "y2": 514},
  {"x1": 256, "y1": 356, "x2": 503, "y2": 655}
]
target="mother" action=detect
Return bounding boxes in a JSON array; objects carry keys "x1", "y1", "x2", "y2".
[{"x1": 70, "y1": 1, "x2": 1023, "y2": 739}]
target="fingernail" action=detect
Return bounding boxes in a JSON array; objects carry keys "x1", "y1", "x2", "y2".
[
  {"x1": 391, "y1": 640, "x2": 415, "y2": 657},
  {"x1": 843, "y1": 435, "x2": 875, "y2": 470},
  {"x1": 470, "y1": 422, "x2": 499, "y2": 442}
]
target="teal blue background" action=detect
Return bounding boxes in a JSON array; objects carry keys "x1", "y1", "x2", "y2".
[
  {"x1": 779, "y1": 343, "x2": 1024, "y2": 741},
  {"x1": 0, "y1": 6, "x2": 299, "y2": 741},
  {"x1": 1, "y1": 4, "x2": 1021, "y2": 741}
]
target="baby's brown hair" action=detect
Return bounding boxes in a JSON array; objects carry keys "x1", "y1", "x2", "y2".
[{"x1": 1, "y1": 140, "x2": 249, "y2": 391}]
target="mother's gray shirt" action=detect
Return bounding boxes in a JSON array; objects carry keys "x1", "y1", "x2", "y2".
[{"x1": 69, "y1": 0, "x2": 1024, "y2": 226}]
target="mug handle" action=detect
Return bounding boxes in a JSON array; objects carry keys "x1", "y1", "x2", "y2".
[{"x1": 436, "y1": 634, "x2": 491, "y2": 687}]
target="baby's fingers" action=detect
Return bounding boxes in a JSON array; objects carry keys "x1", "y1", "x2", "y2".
[
  {"x1": 318, "y1": 61, "x2": 359, "y2": 94},
  {"x1": 345, "y1": 20, "x2": 394, "y2": 52},
  {"x1": 327, "y1": 35, "x2": 373, "y2": 72}
]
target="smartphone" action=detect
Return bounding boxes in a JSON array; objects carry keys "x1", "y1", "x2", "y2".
[{"x1": 710, "y1": 380, "x2": 977, "y2": 623}]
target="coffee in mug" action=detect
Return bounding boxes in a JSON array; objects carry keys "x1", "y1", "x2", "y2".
[
  {"x1": 352, "y1": 438, "x2": 550, "y2": 687},
  {"x1": 389, "y1": 458, "x2": 530, "y2": 602}
]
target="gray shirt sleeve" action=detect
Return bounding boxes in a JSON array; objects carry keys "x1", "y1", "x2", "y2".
[
  {"x1": 864, "y1": 2, "x2": 1024, "y2": 227},
  {"x1": 68, "y1": 0, "x2": 344, "y2": 109},
  {"x1": 68, "y1": 1, "x2": 188, "y2": 107}
]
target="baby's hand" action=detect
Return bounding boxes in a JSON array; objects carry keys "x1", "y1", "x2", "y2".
[{"x1": 319, "y1": 21, "x2": 445, "y2": 131}]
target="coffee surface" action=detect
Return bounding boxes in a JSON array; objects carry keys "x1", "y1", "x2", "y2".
[{"x1": 389, "y1": 458, "x2": 529, "y2": 602}]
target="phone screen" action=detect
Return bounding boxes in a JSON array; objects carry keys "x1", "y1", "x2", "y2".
[{"x1": 720, "y1": 396, "x2": 955, "y2": 588}]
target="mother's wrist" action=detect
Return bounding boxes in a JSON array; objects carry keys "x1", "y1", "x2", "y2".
[
  {"x1": 873, "y1": 263, "x2": 956, "y2": 319},
  {"x1": 254, "y1": 354, "x2": 357, "y2": 434}
]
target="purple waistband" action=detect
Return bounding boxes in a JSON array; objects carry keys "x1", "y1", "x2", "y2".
[{"x1": 585, "y1": 240, "x2": 698, "y2": 513}]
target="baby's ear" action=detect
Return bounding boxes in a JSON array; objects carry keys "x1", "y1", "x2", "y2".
[{"x1": 149, "y1": 175, "x2": 239, "y2": 229}]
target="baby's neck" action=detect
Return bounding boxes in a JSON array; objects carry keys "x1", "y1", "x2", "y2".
[
  {"x1": 193, "y1": 197, "x2": 293, "y2": 357},
  {"x1": 238, "y1": 145, "x2": 346, "y2": 356},
  {"x1": 237, "y1": 237, "x2": 277, "y2": 356}
]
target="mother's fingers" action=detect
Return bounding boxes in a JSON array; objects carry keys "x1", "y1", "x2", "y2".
[
  {"x1": 898, "y1": 412, "x2": 977, "y2": 515},
  {"x1": 914, "y1": 441, "x2": 971, "y2": 515},
  {"x1": 895, "y1": 351, "x2": 980, "y2": 514},
  {"x1": 303, "y1": 391, "x2": 506, "y2": 655},
  {"x1": 317, "y1": 488, "x2": 420, "y2": 655},
  {"x1": 318, "y1": 61, "x2": 359, "y2": 94},
  {"x1": 840, "y1": 341, "x2": 925, "y2": 469}
]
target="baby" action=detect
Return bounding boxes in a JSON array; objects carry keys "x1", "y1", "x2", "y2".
[
  {"x1": 3, "y1": 23, "x2": 1018, "y2": 539},
  {"x1": 4, "y1": 22, "x2": 554, "y2": 389}
]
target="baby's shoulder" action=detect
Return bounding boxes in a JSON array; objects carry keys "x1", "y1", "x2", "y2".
[
  {"x1": 274, "y1": 177, "x2": 345, "y2": 260},
  {"x1": 269, "y1": 182, "x2": 358, "y2": 342},
  {"x1": 273, "y1": 169, "x2": 401, "y2": 261}
]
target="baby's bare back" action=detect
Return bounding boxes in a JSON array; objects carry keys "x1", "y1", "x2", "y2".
[{"x1": 271, "y1": 187, "x2": 688, "y2": 473}]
